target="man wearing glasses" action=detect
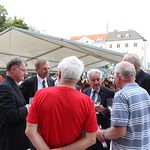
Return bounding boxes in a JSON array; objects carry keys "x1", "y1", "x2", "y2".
[
  {"x1": 20, "y1": 59, "x2": 55, "y2": 104},
  {"x1": 0, "y1": 57, "x2": 31, "y2": 150}
]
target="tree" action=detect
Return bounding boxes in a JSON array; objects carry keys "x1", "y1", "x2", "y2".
[
  {"x1": 0, "y1": 5, "x2": 8, "y2": 31},
  {"x1": 5, "y1": 16, "x2": 29, "y2": 29},
  {"x1": 0, "y1": 5, "x2": 29, "y2": 31},
  {"x1": 100, "y1": 63, "x2": 115, "y2": 79}
]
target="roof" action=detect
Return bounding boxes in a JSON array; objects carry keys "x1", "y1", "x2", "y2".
[
  {"x1": 106, "y1": 30, "x2": 147, "y2": 41},
  {"x1": 70, "y1": 30, "x2": 147, "y2": 42},
  {"x1": 0, "y1": 27, "x2": 123, "y2": 72},
  {"x1": 70, "y1": 34, "x2": 108, "y2": 41}
]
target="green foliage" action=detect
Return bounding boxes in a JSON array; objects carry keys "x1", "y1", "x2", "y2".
[
  {"x1": 0, "y1": 5, "x2": 8, "y2": 30},
  {"x1": 100, "y1": 63, "x2": 115, "y2": 78},
  {"x1": 0, "y1": 5, "x2": 29, "y2": 31},
  {"x1": 5, "y1": 16, "x2": 29, "y2": 29}
]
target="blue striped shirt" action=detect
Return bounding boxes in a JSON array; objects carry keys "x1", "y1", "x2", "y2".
[{"x1": 111, "y1": 83, "x2": 150, "y2": 150}]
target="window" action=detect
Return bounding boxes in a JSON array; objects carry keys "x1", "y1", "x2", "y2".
[
  {"x1": 125, "y1": 43, "x2": 128, "y2": 47},
  {"x1": 117, "y1": 34, "x2": 121, "y2": 38},
  {"x1": 134, "y1": 43, "x2": 137, "y2": 47},
  {"x1": 117, "y1": 44, "x2": 120, "y2": 48},
  {"x1": 126, "y1": 34, "x2": 130, "y2": 38},
  {"x1": 109, "y1": 44, "x2": 112, "y2": 48}
]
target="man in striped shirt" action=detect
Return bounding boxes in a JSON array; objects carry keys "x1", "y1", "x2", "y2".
[{"x1": 97, "y1": 61, "x2": 150, "y2": 150}]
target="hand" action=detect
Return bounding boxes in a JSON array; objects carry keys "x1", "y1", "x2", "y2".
[
  {"x1": 95, "y1": 104, "x2": 105, "y2": 113},
  {"x1": 96, "y1": 128, "x2": 105, "y2": 142}
]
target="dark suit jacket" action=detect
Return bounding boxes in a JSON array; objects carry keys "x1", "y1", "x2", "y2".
[
  {"x1": 83, "y1": 86, "x2": 115, "y2": 150},
  {"x1": 0, "y1": 76, "x2": 31, "y2": 150},
  {"x1": 136, "y1": 69, "x2": 150, "y2": 95},
  {"x1": 19, "y1": 75, "x2": 55, "y2": 103},
  {"x1": 83, "y1": 86, "x2": 115, "y2": 129}
]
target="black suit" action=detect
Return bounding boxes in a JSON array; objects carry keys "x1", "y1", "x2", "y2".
[
  {"x1": 0, "y1": 76, "x2": 31, "y2": 150},
  {"x1": 136, "y1": 69, "x2": 150, "y2": 95},
  {"x1": 83, "y1": 86, "x2": 115, "y2": 150},
  {"x1": 20, "y1": 75, "x2": 55, "y2": 103}
]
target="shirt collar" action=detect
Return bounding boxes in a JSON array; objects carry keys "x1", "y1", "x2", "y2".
[
  {"x1": 91, "y1": 88, "x2": 100, "y2": 93},
  {"x1": 37, "y1": 74, "x2": 46, "y2": 83}
]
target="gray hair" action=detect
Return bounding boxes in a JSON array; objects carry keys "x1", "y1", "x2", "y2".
[
  {"x1": 123, "y1": 53, "x2": 141, "y2": 70},
  {"x1": 6, "y1": 57, "x2": 27, "y2": 71},
  {"x1": 114, "y1": 61, "x2": 136, "y2": 80},
  {"x1": 35, "y1": 59, "x2": 49, "y2": 69},
  {"x1": 58, "y1": 56, "x2": 84, "y2": 82},
  {"x1": 87, "y1": 69, "x2": 102, "y2": 80}
]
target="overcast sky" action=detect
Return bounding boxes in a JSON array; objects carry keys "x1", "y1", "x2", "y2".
[{"x1": 0, "y1": 0, "x2": 150, "y2": 42}]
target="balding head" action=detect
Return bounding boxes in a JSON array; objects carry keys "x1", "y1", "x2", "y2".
[{"x1": 114, "y1": 61, "x2": 136, "y2": 88}]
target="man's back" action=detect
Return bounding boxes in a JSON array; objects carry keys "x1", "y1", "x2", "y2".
[
  {"x1": 112, "y1": 83, "x2": 150, "y2": 150},
  {"x1": 27, "y1": 86, "x2": 97, "y2": 148},
  {"x1": 136, "y1": 69, "x2": 150, "y2": 95}
]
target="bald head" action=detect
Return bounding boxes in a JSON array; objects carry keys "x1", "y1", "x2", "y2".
[
  {"x1": 115, "y1": 61, "x2": 136, "y2": 80},
  {"x1": 114, "y1": 61, "x2": 136, "y2": 89}
]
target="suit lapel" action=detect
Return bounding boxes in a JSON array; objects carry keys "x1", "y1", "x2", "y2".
[
  {"x1": 87, "y1": 88, "x2": 92, "y2": 97},
  {"x1": 47, "y1": 78, "x2": 50, "y2": 87},
  {"x1": 34, "y1": 76, "x2": 38, "y2": 93},
  {"x1": 98, "y1": 87, "x2": 105, "y2": 104},
  {"x1": 47, "y1": 78, "x2": 54, "y2": 87},
  {"x1": 7, "y1": 76, "x2": 26, "y2": 105}
]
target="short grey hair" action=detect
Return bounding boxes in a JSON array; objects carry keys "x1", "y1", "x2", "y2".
[
  {"x1": 58, "y1": 56, "x2": 84, "y2": 82},
  {"x1": 87, "y1": 69, "x2": 102, "y2": 80},
  {"x1": 6, "y1": 57, "x2": 27, "y2": 71},
  {"x1": 114, "y1": 61, "x2": 136, "y2": 80},
  {"x1": 123, "y1": 53, "x2": 141, "y2": 70}
]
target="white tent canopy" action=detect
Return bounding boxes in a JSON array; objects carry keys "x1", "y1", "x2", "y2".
[{"x1": 0, "y1": 27, "x2": 123, "y2": 72}]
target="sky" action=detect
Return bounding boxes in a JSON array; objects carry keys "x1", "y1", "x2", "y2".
[{"x1": 0, "y1": 0, "x2": 150, "y2": 42}]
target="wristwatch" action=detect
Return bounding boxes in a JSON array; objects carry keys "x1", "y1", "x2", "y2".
[
  {"x1": 101, "y1": 132, "x2": 105, "y2": 139},
  {"x1": 101, "y1": 131, "x2": 111, "y2": 140}
]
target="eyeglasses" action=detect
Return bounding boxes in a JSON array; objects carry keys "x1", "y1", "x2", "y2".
[{"x1": 16, "y1": 67, "x2": 27, "y2": 73}]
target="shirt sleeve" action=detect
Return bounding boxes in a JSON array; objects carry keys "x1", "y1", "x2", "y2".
[{"x1": 111, "y1": 92, "x2": 129, "y2": 127}]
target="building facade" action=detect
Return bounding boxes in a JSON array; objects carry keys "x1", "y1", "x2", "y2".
[{"x1": 70, "y1": 30, "x2": 149, "y2": 70}]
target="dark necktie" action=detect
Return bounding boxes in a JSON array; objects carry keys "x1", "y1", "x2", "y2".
[
  {"x1": 92, "y1": 90, "x2": 97, "y2": 102},
  {"x1": 42, "y1": 80, "x2": 46, "y2": 88}
]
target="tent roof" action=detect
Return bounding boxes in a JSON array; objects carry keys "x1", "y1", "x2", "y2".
[{"x1": 0, "y1": 26, "x2": 123, "y2": 72}]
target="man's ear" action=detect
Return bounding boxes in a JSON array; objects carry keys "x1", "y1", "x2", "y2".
[{"x1": 57, "y1": 71, "x2": 61, "y2": 80}]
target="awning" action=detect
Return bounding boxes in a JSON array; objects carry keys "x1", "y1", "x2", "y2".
[{"x1": 0, "y1": 26, "x2": 123, "y2": 72}]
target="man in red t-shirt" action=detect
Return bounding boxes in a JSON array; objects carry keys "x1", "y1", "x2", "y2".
[{"x1": 25, "y1": 56, "x2": 98, "y2": 150}]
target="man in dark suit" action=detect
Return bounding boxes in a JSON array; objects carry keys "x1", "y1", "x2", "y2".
[
  {"x1": 0, "y1": 57, "x2": 31, "y2": 150},
  {"x1": 123, "y1": 53, "x2": 150, "y2": 95},
  {"x1": 83, "y1": 69, "x2": 115, "y2": 150},
  {"x1": 20, "y1": 59, "x2": 55, "y2": 103}
]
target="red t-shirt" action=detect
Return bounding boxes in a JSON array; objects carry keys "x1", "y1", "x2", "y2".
[{"x1": 26, "y1": 86, "x2": 97, "y2": 148}]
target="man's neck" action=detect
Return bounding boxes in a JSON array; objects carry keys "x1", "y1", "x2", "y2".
[
  {"x1": 120, "y1": 80, "x2": 135, "y2": 89},
  {"x1": 37, "y1": 74, "x2": 47, "y2": 80},
  {"x1": 57, "y1": 80, "x2": 76, "y2": 89}
]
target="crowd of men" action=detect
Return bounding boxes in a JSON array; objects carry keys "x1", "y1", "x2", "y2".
[{"x1": 0, "y1": 53, "x2": 150, "y2": 150}]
